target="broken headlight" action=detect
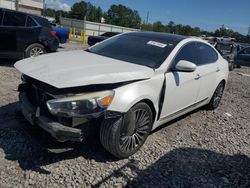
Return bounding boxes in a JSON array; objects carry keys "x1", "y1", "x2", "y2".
[{"x1": 46, "y1": 90, "x2": 114, "y2": 117}]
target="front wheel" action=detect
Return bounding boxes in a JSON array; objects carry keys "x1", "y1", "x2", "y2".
[
  {"x1": 206, "y1": 81, "x2": 225, "y2": 110},
  {"x1": 100, "y1": 102, "x2": 153, "y2": 158}
]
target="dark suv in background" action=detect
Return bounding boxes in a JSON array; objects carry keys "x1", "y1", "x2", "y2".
[{"x1": 0, "y1": 8, "x2": 59, "y2": 59}]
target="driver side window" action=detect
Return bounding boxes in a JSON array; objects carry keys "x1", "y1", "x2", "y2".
[{"x1": 173, "y1": 42, "x2": 197, "y2": 66}]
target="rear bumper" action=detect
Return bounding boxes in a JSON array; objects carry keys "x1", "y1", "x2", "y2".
[
  {"x1": 44, "y1": 38, "x2": 59, "y2": 52},
  {"x1": 19, "y1": 92, "x2": 83, "y2": 142}
]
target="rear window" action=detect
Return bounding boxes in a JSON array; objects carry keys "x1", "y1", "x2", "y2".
[
  {"x1": 33, "y1": 16, "x2": 51, "y2": 28},
  {"x1": 3, "y1": 11, "x2": 27, "y2": 26},
  {"x1": 26, "y1": 16, "x2": 37, "y2": 27}
]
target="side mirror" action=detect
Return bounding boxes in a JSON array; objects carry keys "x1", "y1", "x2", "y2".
[{"x1": 175, "y1": 60, "x2": 197, "y2": 72}]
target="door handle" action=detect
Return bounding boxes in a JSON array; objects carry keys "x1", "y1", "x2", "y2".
[
  {"x1": 216, "y1": 68, "x2": 221, "y2": 72},
  {"x1": 194, "y1": 74, "x2": 201, "y2": 80}
]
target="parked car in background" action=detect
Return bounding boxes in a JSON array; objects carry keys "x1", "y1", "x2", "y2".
[
  {"x1": 52, "y1": 27, "x2": 70, "y2": 44},
  {"x1": 0, "y1": 8, "x2": 59, "y2": 59},
  {"x1": 218, "y1": 36, "x2": 236, "y2": 42},
  {"x1": 234, "y1": 47, "x2": 250, "y2": 67},
  {"x1": 88, "y1": 32, "x2": 120, "y2": 46},
  {"x1": 215, "y1": 41, "x2": 238, "y2": 70},
  {"x1": 15, "y1": 32, "x2": 228, "y2": 158}
]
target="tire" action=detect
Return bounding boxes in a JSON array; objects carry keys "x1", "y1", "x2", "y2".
[
  {"x1": 100, "y1": 102, "x2": 153, "y2": 159},
  {"x1": 55, "y1": 36, "x2": 61, "y2": 44},
  {"x1": 25, "y1": 43, "x2": 46, "y2": 58},
  {"x1": 229, "y1": 63, "x2": 234, "y2": 71},
  {"x1": 206, "y1": 81, "x2": 225, "y2": 110}
]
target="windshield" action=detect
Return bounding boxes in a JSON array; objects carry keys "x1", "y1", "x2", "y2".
[{"x1": 87, "y1": 33, "x2": 179, "y2": 68}]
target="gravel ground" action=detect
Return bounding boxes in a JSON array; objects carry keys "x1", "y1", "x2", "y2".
[{"x1": 0, "y1": 42, "x2": 249, "y2": 188}]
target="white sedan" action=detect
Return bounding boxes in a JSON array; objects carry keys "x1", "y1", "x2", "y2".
[{"x1": 15, "y1": 32, "x2": 229, "y2": 158}]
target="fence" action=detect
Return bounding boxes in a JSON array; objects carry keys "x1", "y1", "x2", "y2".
[{"x1": 60, "y1": 17, "x2": 139, "y2": 44}]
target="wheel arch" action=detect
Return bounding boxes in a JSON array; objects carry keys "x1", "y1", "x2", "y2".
[
  {"x1": 221, "y1": 79, "x2": 226, "y2": 86},
  {"x1": 138, "y1": 99, "x2": 157, "y2": 123},
  {"x1": 24, "y1": 42, "x2": 46, "y2": 56},
  {"x1": 107, "y1": 74, "x2": 164, "y2": 122}
]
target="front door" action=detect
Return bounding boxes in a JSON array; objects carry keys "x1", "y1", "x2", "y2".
[
  {"x1": 160, "y1": 42, "x2": 201, "y2": 120},
  {"x1": 0, "y1": 10, "x2": 27, "y2": 59}
]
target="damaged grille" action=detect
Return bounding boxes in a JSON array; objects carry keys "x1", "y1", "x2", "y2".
[
  {"x1": 28, "y1": 84, "x2": 53, "y2": 113},
  {"x1": 19, "y1": 75, "x2": 74, "y2": 126},
  {"x1": 19, "y1": 77, "x2": 55, "y2": 118}
]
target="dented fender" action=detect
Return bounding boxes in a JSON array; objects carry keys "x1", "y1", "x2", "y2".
[{"x1": 108, "y1": 73, "x2": 165, "y2": 114}]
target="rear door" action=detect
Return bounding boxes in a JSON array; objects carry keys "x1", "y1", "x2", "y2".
[
  {"x1": 18, "y1": 16, "x2": 41, "y2": 52},
  {"x1": 195, "y1": 42, "x2": 220, "y2": 101}
]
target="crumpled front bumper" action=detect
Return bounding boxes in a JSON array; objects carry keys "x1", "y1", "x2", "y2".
[{"x1": 19, "y1": 92, "x2": 83, "y2": 142}]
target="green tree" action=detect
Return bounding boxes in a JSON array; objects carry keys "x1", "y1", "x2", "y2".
[
  {"x1": 69, "y1": 1, "x2": 88, "y2": 20},
  {"x1": 68, "y1": 1, "x2": 104, "y2": 22},
  {"x1": 105, "y1": 4, "x2": 141, "y2": 28},
  {"x1": 141, "y1": 22, "x2": 153, "y2": 31},
  {"x1": 44, "y1": 8, "x2": 56, "y2": 17},
  {"x1": 214, "y1": 27, "x2": 242, "y2": 40},
  {"x1": 152, "y1": 21, "x2": 164, "y2": 32},
  {"x1": 95, "y1": 6, "x2": 103, "y2": 23}
]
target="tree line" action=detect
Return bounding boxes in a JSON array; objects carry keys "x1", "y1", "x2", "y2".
[{"x1": 44, "y1": 1, "x2": 248, "y2": 41}]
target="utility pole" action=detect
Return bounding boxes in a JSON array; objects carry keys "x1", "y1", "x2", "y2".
[
  {"x1": 146, "y1": 11, "x2": 149, "y2": 24},
  {"x1": 15, "y1": 0, "x2": 19, "y2": 11},
  {"x1": 247, "y1": 26, "x2": 250, "y2": 36},
  {"x1": 42, "y1": 0, "x2": 46, "y2": 16}
]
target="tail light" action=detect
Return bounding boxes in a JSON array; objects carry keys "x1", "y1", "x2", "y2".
[{"x1": 50, "y1": 31, "x2": 57, "y2": 37}]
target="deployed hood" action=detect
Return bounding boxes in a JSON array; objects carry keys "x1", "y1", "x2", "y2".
[{"x1": 15, "y1": 50, "x2": 154, "y2": 89}]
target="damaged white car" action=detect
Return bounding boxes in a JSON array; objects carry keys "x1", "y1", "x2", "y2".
[{"x1": 15, "y1": 32, "x2": 229, "y2": 158}]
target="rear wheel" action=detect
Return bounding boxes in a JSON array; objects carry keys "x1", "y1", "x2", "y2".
[
  {"x1": 207, "y1": 81, "x2": 225, "y2": 110},
  {"x1": 25, "y1": 43, "x2": 46, "y2": 58},
  {"x1": 100, "y1": 102, "x2": 153, "y2": 158}
]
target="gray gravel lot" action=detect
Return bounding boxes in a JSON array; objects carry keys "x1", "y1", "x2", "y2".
[{"x1": 0, "y1": 41, "x2": 249, "y2": 187}]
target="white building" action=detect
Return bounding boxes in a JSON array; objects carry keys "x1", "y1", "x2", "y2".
[
  {"x1": 0, "y1": 0, "x2": 44, "y2": 15},
  {"x1": 0, "y1": 0, "x2": 15, "y2": 10}
]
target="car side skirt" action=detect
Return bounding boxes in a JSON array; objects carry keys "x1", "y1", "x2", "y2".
[{"x1": 153, "y1": 97, "x2": 209, "y2": 130}]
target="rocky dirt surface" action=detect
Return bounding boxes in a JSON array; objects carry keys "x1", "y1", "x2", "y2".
[{"x1": 0, "y1": 43, "x2": 249, "y2": 187}]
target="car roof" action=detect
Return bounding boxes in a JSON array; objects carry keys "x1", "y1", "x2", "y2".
[
  {"x1": 104, "y1": 32, "x2": 121, "y2": 34},
  {"x1": 126, "y1": 31, "x2": 186, "y2": 43}
]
